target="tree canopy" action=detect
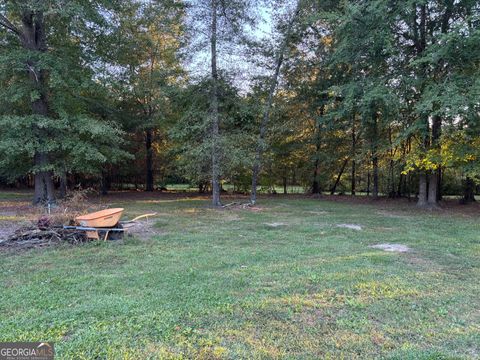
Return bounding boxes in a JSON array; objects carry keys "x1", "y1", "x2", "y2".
[{"x1": 0, "y1": 0, "x2": 478, "y2": 207}]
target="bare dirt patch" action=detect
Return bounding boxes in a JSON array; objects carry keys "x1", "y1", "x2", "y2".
[
  {"x1": 220, "y1": 213, "x2": 243, "y2": 222},
  {"x1": 307, "y1": 211, "x2": 329, "y2": 215},
  {"x1": 126, "y1": 220, "x2": 166, "y2": 240},
  {"x1": 264, "y1": 222, "x2": 288, "y2": 228},
  {"x1": 376, "y1": 210, "x2": 409, "y2": 219},
  {"x1": 370, "y1": 244, "x2": 410, "y2": 253},
  {"x1": 337, "y1": 224, "x2": 363, "y2": 231},
  {"x1": 222, "y1": 202, "x2": 265, "y2": 212}
]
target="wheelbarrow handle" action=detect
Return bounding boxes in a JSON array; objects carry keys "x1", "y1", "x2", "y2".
[
  {"x1": 122, "y1": 213, "x2": 157, "y2": 223},
  {"x1": 63, "y1": 226, "x2": 124, "y2": 232}
]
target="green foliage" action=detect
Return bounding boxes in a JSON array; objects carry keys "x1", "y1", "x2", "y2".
[
  {"x1": 0, "y1": 0, "x2": 478, "y2": 196},
  {"x1": 0, "y1": 0, "x2": 137, "y2": 186},
  {"x1": 0, "y1": 114, "x2": 130, "y2": 180},
  {"x1": 278, "y1": 0, "x2": 480, "y2": 195},
  {"x1": 170, "y1": 76, "x2": 257, "y2": 187}
]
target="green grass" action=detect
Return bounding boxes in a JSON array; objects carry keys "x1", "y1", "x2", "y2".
[
  {"x1": 1, "y1": 197, "x2": 479, "y2": 359},
  {"x1": 0, "y1": 191, "x2": 32, "y2": 200}
]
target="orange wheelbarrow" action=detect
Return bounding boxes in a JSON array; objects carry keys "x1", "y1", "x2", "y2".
[{"x1": 63, "y1": 209, "x2": 156, "y2": 241}]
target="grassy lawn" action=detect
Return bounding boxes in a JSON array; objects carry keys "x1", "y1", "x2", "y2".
[{"x1": 0, "y1": 195, "x2": 479, "y2": 359}]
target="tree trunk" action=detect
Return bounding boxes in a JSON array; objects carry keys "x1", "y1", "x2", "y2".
[
  {"x1": 427, "y1": 171, "x2": 439, "y2": 207},
  {"x1": 372, "y1": 155, "x2": 379, "y2": 198},
  {"x1": 427, "y1": 115, "x2": 442, "y2": 207},
  {"x1": 312, "y1": 161, "x2": 321, "y2": 194},
  {"x1": 437, "y1": 166, "x2": 443, "y2": 201},
  {"x1": 59, "y1": 171, "x2": 67, "y2": 199},
  {"x1": 397, "y1": 173, "x2": 405, "y2": 198},
  {"x1": 283, "y1": 176, "x2": 287, "y2": 195},
  {"x1": 330, "y1": 158, "x2": 349, "y2": 195},
  {"x1": 351, "y1": 160, "x2": 356, "y2": 196},
  {"x1": 415, "y1": 3, "x2": 431, "y2": 208},
  {"x1": 251, "y1": 3, "x2": 300, "y2": 205},
  {"x1": 388, "y1": 128, "x2": 396, "y2": 198},
  {"x1": 101, "y1": 170, "x2": 110, "y2": 196},
  {"x1": 33, "y1": 153, "x2": 55, "y2": 205},
  {"x1": 462, "y1": 177, "x2": 476, "y2": 204},
  {"x1": 145, "y1": 129, "x2": 154, "y2": 192},
  {"x1": 371, "y1": 112, "x2": 379, "y2": 198},
  {"x1": 417, "y1": 172, "x2": 428, "y2": 207},
  {"x1": 407, "y1": 173, "x2": 412, "y2": 200},
  {"x1": 19, "y1": 9, "x2": 56, "y2": 205},
  {"x1": 312, "y1": 107, "x2": 324, "y2": 194},
  {"x1": 210, "y1": 0, "x2": 221, "y2": 207},
  {"x1": 388, "y1": 158, "x2": 395, "y2": 197},
  {"x1": 367, "y1": 171, "x2": 371, "y2": 196},
  {"x1": 417, "y1": 116, "x2": 430, "y2": 207},
  {"x1": 351, "y1": 115, "x2": 356, "y2": 196},
  {"x1": 312, "y1": 147, "x2": 321, "y2": 194},
  {"x1": 397, "y1": 142, "x2": 408, "y2": 197}
]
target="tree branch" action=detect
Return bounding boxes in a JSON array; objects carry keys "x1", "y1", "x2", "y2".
[{"x1": 0, "y1": 14, "x2": 22, "y2": 38}]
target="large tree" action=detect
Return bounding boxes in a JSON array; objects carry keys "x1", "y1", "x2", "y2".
[
  {"x1": 389, "y1": 0, "x2": 480, "y2": 207},
  {"x1": 171, "y1": 75, "x2": 257, "y2": 194},
  {"x1": 0, "y1": 0, "x2": 129, "y2": 204},
  {"x1": 108, "y1": 0, "x2": 186, "y2": 192},
  {"x1": 250, "y1": 0, "x2": 303, "y2": 204},
  {"x1": 186, "y1": 0, "x2": 255, "y2": 206}
]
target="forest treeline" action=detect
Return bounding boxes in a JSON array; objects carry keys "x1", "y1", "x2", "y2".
[{"x1": 0, "y1": 0, "x2": 478, "y2": 208}]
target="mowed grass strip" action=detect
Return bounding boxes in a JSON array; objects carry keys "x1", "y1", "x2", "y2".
[{"x1": 0, "y1": 198, "x2": 479, "y2": 359}]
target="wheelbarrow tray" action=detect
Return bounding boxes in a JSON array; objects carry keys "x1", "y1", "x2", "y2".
[{"x1": 75, "y1": 208, "x2": 124, "y2": 228}]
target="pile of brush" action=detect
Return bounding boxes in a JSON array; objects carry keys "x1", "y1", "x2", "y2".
[{"x1": 0, "y1": 216, "x2": 87, "y2": 251}]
